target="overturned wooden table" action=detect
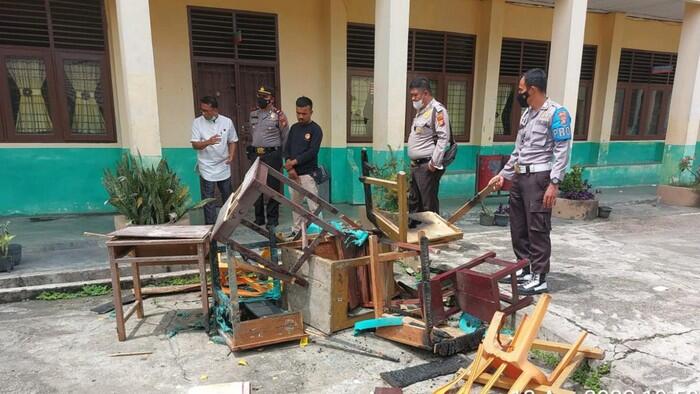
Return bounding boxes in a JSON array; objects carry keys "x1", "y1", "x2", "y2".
[{"x1": 106, "y1": 225, "x2": 212, "y2": 341}]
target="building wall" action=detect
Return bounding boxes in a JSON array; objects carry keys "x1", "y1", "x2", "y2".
[{"x1": 0, "y1": 0, "x2": 689, "y2": 215}]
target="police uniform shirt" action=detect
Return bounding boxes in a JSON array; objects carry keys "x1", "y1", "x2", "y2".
[
  {"x1": 249, "y1": 107, "x2": 289, "y2": 148},
  {"x1": 499, "y1": 98, "x2": 572, "y2": 181},
  {"x1": 407, "y1": 98, "x2": 450, "y2": 169},
  {"x1": 190, "y1": 114, "x2": 238, "y2": 182}
]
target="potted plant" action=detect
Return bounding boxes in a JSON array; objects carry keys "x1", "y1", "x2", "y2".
[
  {"x1": 553, "y1": 165, "x2": 599, "y2": 220},
  {"x1": 479, "y1": 202, "x2": 495, "y2": 226},
  {"x1": 0, "y1": 221, "x2": 17, "y2": 272},
  {"x1": 657, "y1": 156, "x2": 700, "y2": 207},
  {"x1": 103, "y1": 152, "x2": 214, "y2": 228},
  {"x1": 369, "y1": 145, "x2": 409, "y2": 212},
  {"x1": 494, "y1": 204, "x2": 509, "y2": 226}
]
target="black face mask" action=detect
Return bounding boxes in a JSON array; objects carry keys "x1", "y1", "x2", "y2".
[
  {"x1": 516, "y1": 90, "x2": 530, "y2": 108},
  {"x1": 257, "y1": 97, "x2": 270, "y2": 109}
]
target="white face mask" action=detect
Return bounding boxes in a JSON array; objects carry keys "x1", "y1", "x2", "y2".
[{"x1": 412, "y1": 100, "x2": 423, "y2": 110}]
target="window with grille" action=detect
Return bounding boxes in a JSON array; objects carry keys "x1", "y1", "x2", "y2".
[
  {"x1": 612, "y1": 48, "x2": 675, "y2": 140},
  {"x1": 189, "y1": 8, "x2": 278, "y2": 62},
  {"x1": 0, "y1": 0, "x2": 114, "y2": 143},
  {"x1": 495, "y1": 39, "x2": 596, "y2": 142},
  {"x1": 346, "y1": 24, "x2": 475, "y2": 143}
]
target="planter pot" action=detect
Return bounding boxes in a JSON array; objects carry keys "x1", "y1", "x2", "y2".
[
  {"x1": 0, "y1": 255, "x2": 12, "y2": 273},
  {"x1": 657, "y1": 184, "x2": 700, "y2": 207},
  {"x1": 113, "y1": 213, "x2": 191, "y2": 230},
  {"x1": 479, "y1": 213, "x2": 495, "y2": 226},
  {"x1": 598, "y1": 206, "x2": 612, "y2": 219},
  {"x1": 553, "y1": 198, "x2": 599, "y2": 220},
  {"x1": 8, "y1": 244, "x2": 21, "y2": 265},
  {"x1": 494, "y1": 213, "x2": 509, "y2": 227}
]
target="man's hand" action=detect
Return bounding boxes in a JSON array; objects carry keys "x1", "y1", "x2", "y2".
[
  {"x1": 207, "y1": 135, "x2": 222, "y2": 145},
  {"x1": 489, "y1": 175, "x2": 504, "y2": 191},
  {"x1": 544, "y1": 183, "x2": 558, "y2": 209},
  {"x1": 225, "y1": 155, "x2": 234, "y2": 164},
  {"x1": 285, "y1": 159, "x2": 297, "y2": 171},
  {"x1": 288, "y1": 168, "x2": 299, "y2": 181},
  {"x1": 428, "y1": 162, "x2": 437, "y2": 172}
]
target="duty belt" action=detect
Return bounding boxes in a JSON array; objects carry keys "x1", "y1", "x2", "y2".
[
  {"x1": 514, "y1": 162, "x2": 552, "y2": 174},
  {"x1": 251, "y1": 146, "x2": 277, "y2": 155},
  {"x1": 411, "y1": 157, "x2": 431, "y2": 166}
]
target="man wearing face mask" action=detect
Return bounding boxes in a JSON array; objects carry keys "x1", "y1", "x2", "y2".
[
  {"x1": 247, "y1": 85, "x2": 289, "y2": 228},
  {"x1": 407, "y1": 77, "x2": 450, "y2": 220},
  {"x1": 488, "y1": 68, "x2": 572, "y2": 295}
]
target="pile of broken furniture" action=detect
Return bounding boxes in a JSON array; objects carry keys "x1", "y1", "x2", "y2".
[{"x1": 105, "y1": 153, "x2": 605, "y2": 392}]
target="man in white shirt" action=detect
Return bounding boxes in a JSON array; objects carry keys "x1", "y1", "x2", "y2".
[{"x1": 191, "y1": 96, "x2": 238, "y2": 225}]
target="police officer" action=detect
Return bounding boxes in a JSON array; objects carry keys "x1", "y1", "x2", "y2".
[
  {"x1": 489, "y1": 68, "x2": 572, "y2": 295},
  {"x1": 407, "y1": 77, "x2": 450, "y2": 220},
  {"x1": 248, "y1": 85, "x2": 289, "y2": 227}
]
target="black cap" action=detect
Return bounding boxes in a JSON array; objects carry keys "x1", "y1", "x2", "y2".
[{"x1": 257, "y1": 85, "x2": 274, "y2": 96}]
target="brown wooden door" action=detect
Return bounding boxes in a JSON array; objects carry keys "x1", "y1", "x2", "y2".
[{"x1": 194, "y1": 62, "x2": 276, "y2": 188}]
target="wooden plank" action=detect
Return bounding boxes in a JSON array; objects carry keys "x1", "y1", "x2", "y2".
[
  {"x1": 369, "y1": 235, "x2": 384, "y2": 319},
  {"x1": 108, "y1": 225, "x2": 211, "y2": 239},
  {"x1": 376, "y1": 324, "x2": 430, "y2": 349},
  {"x1": 447, "y1": 184, "x2": 496, "y2": 224},
  {"x1": 550, "y1": 353, "x2": 585, "y2": 389},
  {"x1": 140, "y1": 284, "x2": 200, "y2": 295},
  {"x1": 396, "y1": 172, "x2": 409, "y2": 243},
  {"x1": 123, "y1": 299, "x2": 142, "y2": 321},
  {"x1": 549, "y1": 332, "x2": 587, "y2": 383},
  {"x1": 109, "y1": 246, "x2": 126, "y2": 341},
  {"x1": 114, "y1": 254, "x2": 200, "y2": 264},
  {"x1": 360, "y1": 176, "x2": 399, "y2": 190},
  {"x1": 374, "y1": 213, "x2": 400, "y2": 240},
  {"x1": 473, "y1": 373, "x2": 575, "y2": 394},
  {"x1": 229, "y1": 240, "x2": 308, "y2": 287},
  {"x1": 232, "y1": 311, "x2": 307, "y2": 351},
  {"x1": 106, "y1": 238, "x2": 206, "y2": 247},
  {"x1": 406, "y1": 211, "x2": 463, "y2": 244}
]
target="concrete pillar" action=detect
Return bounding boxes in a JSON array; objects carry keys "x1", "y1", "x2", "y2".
[
  {"x1": 327, "y1": 0, "x2": 351, "y2": 202},
  {"x1": 660, "y1": 2, "x2": 700, "y2": 184},
  {"x1": 591, "y1": 12, "x2": 625, "y2": 164},
  {"x1": 372, "y1": 0, "x2": 410, "y2": 161},
  {"x1": 547, "y1": 0, "x2": 587, "y2": 128},
  {"x1": 114, "y1": 0, "x2": 161, "y2": 161},
  {"x1": 471, "y1": 0, "x2": 505, "y2": 148}
]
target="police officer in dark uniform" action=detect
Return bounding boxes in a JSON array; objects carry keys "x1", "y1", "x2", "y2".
[
  {"x1": 490, "y1": 69, "x2": 572, "y2": 295},
  {"x1": 407, "y1": 77, "x2": 450, "y2": 218},
  {"x1": 247, "y1": 86, "x2": 289, "y2": 227}
]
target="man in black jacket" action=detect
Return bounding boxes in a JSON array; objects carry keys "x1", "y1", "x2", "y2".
[{"x1": 284, "y1": 96, "x2": 323, "y2": 238}]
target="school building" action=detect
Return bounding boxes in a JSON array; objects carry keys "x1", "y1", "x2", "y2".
[{"x1": 1, "y1": 0, "x2": 699, "y2": 215}]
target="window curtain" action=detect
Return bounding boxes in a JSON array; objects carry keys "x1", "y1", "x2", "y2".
[
  {"x1": 6, "y1": 58, "x2": 53, "y2": 133},
  {"x1": 64, "y1": 60, "x2": 105, "y2": 134}
]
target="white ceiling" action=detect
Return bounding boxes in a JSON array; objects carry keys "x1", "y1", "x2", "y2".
[{"x1": 509, "y1": 0, "x2": 686, "y2": 22}]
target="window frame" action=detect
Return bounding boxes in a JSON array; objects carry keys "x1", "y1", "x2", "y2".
[
  {"x1": 611, "y1": 82, "x2": 672, "y2": 141},
  {"x1": 347, "y1": 68, "x2": 374, "y2": 143},
  {"x1": 0, "y1": 0, "x2": 115, "y2": 143},
  {"x1": 493, "y1": 76, "x2": 521, "y2": 143},
  {"x1": 444, "y1": 74, "x2": 473, "y2": 143},
  {"x1": 575, "y1": 79, "x2": 594, "y2": 141}
]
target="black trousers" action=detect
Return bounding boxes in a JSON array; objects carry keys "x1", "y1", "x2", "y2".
[
  {"x1": 250, "y1": 149, "x2": 283, "y2": 226},
  {"x1": 508, "y1": 171, "x2": 552, "y2": 275},
  {"x1": 408, "y1": 162, "x2": 444, "y2": 214},
  {"x1": 200, "y1": 177, "x2": 233, "y2": 225}
]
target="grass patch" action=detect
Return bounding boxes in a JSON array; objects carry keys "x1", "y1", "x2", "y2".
[
  {"x1": 150, "y1": 274, "x2": 201, "y2": 287},
  {"x1": 36, "y1": 284, "x2": 111, "y2": 300},
  {"x1": 530, "y1": 349, "x2": 611, "y2": 391}
]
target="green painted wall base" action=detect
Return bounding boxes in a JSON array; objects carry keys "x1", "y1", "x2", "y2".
[
  {"x1": 2, "y1": 140, "x2": 696, "y2": 215},
  {"x1": 659, "y1": 143, "x2": 699, "y2": 185}
]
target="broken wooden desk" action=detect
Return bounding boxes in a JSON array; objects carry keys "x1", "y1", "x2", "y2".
[{"x1": 106, "y1": 225, "x2": 212, "y2": 341}]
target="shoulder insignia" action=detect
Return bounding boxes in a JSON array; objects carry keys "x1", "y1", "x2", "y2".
[
  {"x1": 551, "y1": 107, "x2": 572, "y2": 142},
  {"x1": 436, "y1": 111, "x2": 445, "y2": 128}
]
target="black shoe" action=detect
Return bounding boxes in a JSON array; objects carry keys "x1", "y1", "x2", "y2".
[
  {"x1": 408, "y1": 219, "x2": 422, "y2": 229},
  {"x1": 518, "y1": 273, "x2": 548, "y2": 295},
  {"x1": 498, "y1": 269, "x2": 531, "y2": 284},
  {"x1": 254, "y1": 218, "x2": 266, "y2": 226}
]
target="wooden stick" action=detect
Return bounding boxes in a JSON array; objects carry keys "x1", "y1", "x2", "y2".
[
  {"x1": 83, "y1": 231, "x2": 110, "y2": 238},
  {"x1": 108, "y1": 351, "x2": 153, "y2": 357},
  {"x1": 447, "y1": 184, "x2": 496, "y2": 224}
]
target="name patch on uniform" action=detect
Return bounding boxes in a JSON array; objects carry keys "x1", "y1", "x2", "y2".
[
  {"x1": 304, "y1": 132, "x2": 311, "y2": 141},
  {"x1": 436, "y1": 110, "x2": 445, "y2": 127},
  {"x1": 551, "y1": 107, "x2": 572, "y2": 142}
]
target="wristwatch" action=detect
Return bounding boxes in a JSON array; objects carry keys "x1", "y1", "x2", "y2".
[{"x1": 551, "y1": 177, "x2": 560, "y2": 185}]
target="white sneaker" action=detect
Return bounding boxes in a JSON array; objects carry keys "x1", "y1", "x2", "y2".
[
  {"x1": 499, "y1": 269, "x2": 532, "y2": 284},
  {"x1": 518, "y1": 273, "x2": 548, "y2": 295}
]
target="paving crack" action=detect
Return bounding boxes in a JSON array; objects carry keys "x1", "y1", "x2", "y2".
[
  {"x1": 614, "y1": 343, "x2": 695, "y2": 368},
  {"x1": 612, "y1": 328, "x2": 700, "y2": 345},
  {"x1": 167, "y1": 336, "x2": 191, "y2": 382}
]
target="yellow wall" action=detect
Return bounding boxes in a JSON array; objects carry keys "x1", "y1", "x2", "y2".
[
  {"x1": 620, "y1": 16, "x2": 681, "y2": 52},
  {"x1": 148, "y1": 0, "x2": 331, "y2": 148}
]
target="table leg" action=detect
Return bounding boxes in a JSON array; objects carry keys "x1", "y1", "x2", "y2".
[
  {"x1": 109, "y1": 247, "x2": 126, "y2": 341},
  {"x1": 198, "y1": 242, "x2": 210, "y2": 331},
  {"x1": 131, "y1": 262, "x2": 144, "y2": 319}
]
